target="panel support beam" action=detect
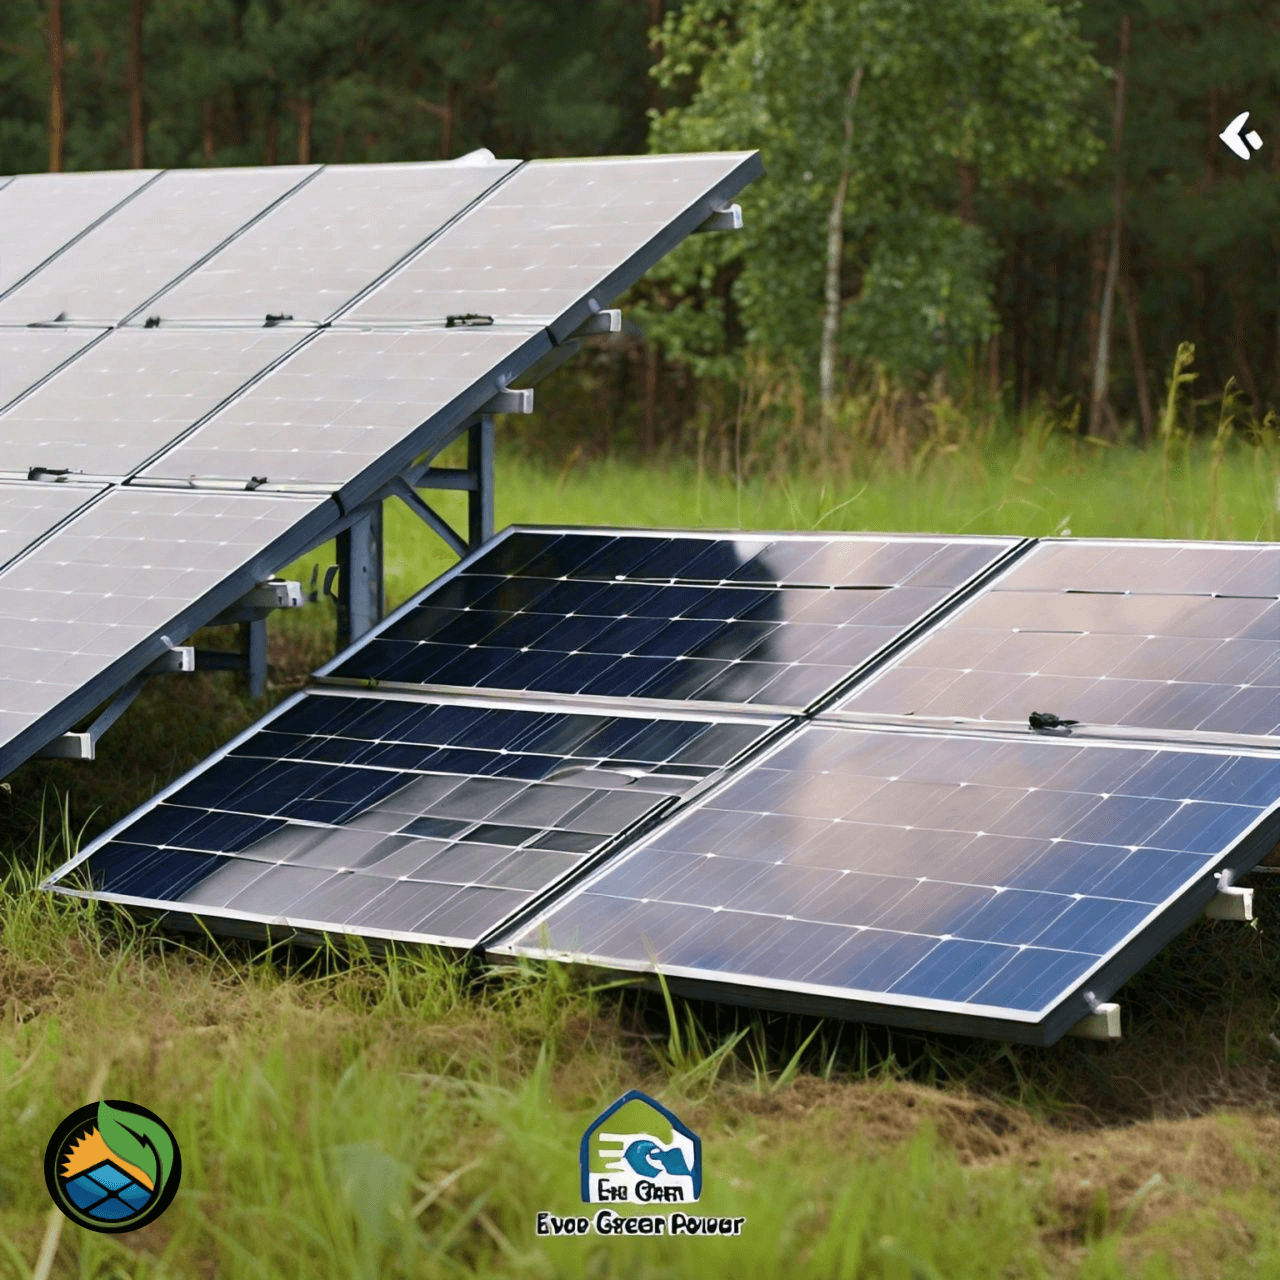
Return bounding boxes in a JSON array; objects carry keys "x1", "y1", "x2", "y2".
[
  {"x1": 467, "y1": 414, "x2": 495, "y2": 550},
  {"x1": 335, "y1": 503, "x2": 384, "y2": 651},
  {"x1": 36, "y1": 642, "x2": 195, "y2": 760}
]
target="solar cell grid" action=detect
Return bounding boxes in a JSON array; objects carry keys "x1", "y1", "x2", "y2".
[
  {"x1": 44, "y1": 692, "x2": 776, "y2": 948},
  {"x1": 0, "y1": 329, "x2": 105, "y2": 411},
  {"x1": 0, "y1": 166, "x2": 316, "y2": 324},
  {"x1": 139, "y1": 327, "x2": 548, "y2": 495},
  {"x1": 0, "y1": 169, "x2": 157, "y2": 294},
  {"x1": 0, "y1": 328, "x2": 301, "y2": 477},
  {"x1": 0, "y1": 488, "x2": 331, "y2": 774},
  {"x1": 140, "y1": 159, "x2": 516, "y2": 323},
  {"x1": 0, "y1": 479, "x2": 104, "y2": 568},
  {"x1": 834, "y1": 539, "x2": 1280, "y2": 738},
  {"x1": 325, "y1": 528, "x2": 1019, "y2": 711},
  {"x1": 345, "y1": 153, "x2": 763, "y2": 337},
  {"x1": 498, "y1": 725, "x2": 1280, "y2": 1039}
]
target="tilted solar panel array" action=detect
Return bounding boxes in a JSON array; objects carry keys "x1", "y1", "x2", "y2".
[
  {"x1": 47, "y1": 525, "x2": 1280, "y2": 1042},
  {"x1": 0, "y1": 150, "x2": 763, "y2": 777}
]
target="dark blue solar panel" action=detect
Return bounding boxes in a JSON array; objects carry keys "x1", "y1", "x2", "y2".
[
  {"x1": 47, "y1": 691, "x2": 774, "y2": 948},
  {"x1": 836, "y1": 539, "x2": 1280, "y2": 736},
  {"x1": 496, "y1": 726, "x2": 1280, "y2": 1040},
  {"x1": 324, "y1": 529, "x2": 1019, "y2": 711}
]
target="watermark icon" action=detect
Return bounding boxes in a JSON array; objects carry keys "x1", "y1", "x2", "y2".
[
  {"x1": 44, "y1": 1099, "x2": 181, "y2": 1233},
  {"x1": 534, "y1": 1090, "x2": 745, "y2": 1238}
]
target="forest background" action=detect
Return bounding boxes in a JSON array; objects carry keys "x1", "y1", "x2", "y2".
[{"x1": 2, "y1": 0, "x2": 1278, "y2": 472}]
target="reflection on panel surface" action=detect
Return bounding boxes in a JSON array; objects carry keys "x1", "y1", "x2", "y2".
[
  {"x1": 835, "y1": 539, "x2": 1280, "y2": 737},
  {"x1": 327, "y1": 528, "x2": 1019, "y2": 711},
  {"x1": 45, "y1": 692, "x2": 776, "y2": 949},
  {"x1": 498, "y1": 725, "x2": 1280, "y2": 1039}
]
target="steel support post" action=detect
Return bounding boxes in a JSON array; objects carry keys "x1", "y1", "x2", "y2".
[
  {"x1": 336, "y1": 503, "x2": 385, "y2": 650},
  {"x1": 467, "y1": 415, "x2": 495, "y2": 551},
  {"x1": 240, "y1": 618, "x2": 268, "y2": 699}
]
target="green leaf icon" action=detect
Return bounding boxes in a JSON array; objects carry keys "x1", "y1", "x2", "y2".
[{"x1": 97, "y1": 1101, "x2": 173, "y2": 1194}]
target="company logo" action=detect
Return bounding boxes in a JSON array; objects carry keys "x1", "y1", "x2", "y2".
[
  {"x1": 581, "y1": 1090, "x2": 701, "y2": 1204},
  {"x1": 44, "y1": 1100, "x2": 182, "y2": 1233},
  {"x1": 534, "y1": 1090, "x2": 743, "y2": 1238}
]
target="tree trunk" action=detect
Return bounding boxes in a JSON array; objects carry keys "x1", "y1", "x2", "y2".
[
  {"x1": 265, "y1": 112, "x2": 279, "y2": 165},
  {"x1": 439, "y1": 82, "x2": 457, "y2": 158},
  {"x1": 819, "y1": 65, "x2": 864, "y2": 446},
  {"x1": 201, "y1": 99, "x2": 215, "y2": 164},
  {"x1": 648, "y1": 0, "x2": 664, "y2": 115},
  {"x1": 128, "y1": 0, "x2": 148, "y2": 167},
  {"x1": 1088, "y1": 15, "x2": 1129, "y2": 439},
  {"x1": 47, "y1": 0, "x2": 64, "y2": 172},
  {"x1": 1118, "y1": 268, "x2": 1153, "y2": 441},
  {"x1": 295, "y1": 95, "x2": 313, "y2": 164}
]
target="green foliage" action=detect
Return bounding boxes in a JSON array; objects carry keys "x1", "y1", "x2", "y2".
[
  {"x1": 97, "y1": 1098, "x2": 175, "y2": 1190},
  {"x1": 643, "y1": 0, "x2": 1103, "y2": 380}
]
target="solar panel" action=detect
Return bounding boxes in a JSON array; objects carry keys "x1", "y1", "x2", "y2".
[
  {"x1": 495, "y1": 724, "x2": 1280, "y2": 1042},
  {"x1": 0, "y1": 479, "x2": 104, "y2": 568},
  {"x1": 321, "y1": 527, "x2": 1020, "y2": 711},
  {"x1": 0, "y1": 329, "x2": 105, "y2": 410},
  {"x1": 0, "y1": 169, "x2": 158, "y2": 294},
  {"x1": 0, "y1": 328, "x2": 301, "y2": 478},
  {"x1": 344, "y1": 153, "x2": 763, "y2": 339},
  {"x1": 138, "y1": 327, "x2": 549, "y2": 499},
  {"x1": 833, "y1": 539, "x2": 1280, "y2": 738},
  {"x1": 44, "y1": 690, "x2": 778, "y2": 949},
  {"x1": 0, "y1": 166, "x2": 316, "y2": 324},
  {"x1": 0, "y1": 487, "x2": 333, "y2": 775},
  {"x1": 136, "y1": 159, "x2": 517, "y2": 324}
]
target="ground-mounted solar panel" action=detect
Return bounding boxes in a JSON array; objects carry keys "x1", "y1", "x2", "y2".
[
  {"x1": 832, "y1": 539, "x2": 1280, "y2": 739},
  {"x1": 494, "y1": 723, "x2": 1280, "y2": 1043},
  {"x1": 0, "y1": 479, "x2": 105, "y2": 568},
  {"x1": 343, "y1": 153, "x2": 763, "y2": 339},
  {"x1": 134, "y1": 159, "x2": 517, "y2": 324},
  {"x1": 138, "y1": 327, "x2": 549, "y2": 501},
  {"x1": 320, "y1": 527, "x2": 1022, "y2": 712},
  {"x1": 0, "y1": 166, "x2": 316, "y2": 325},
  {"x1": 0, "y1": 328, "x2": 106, "y2": 410},
  {"x1": 43, "y1": 689, "x2": 778, "y2": 949},
  {"x1": 0, "y1": 487, "x2": 333, "y2": 776},
  {"x1": 0, "y1": 328, "x2": 302, "y2": 478},
  {"x1": 0, "y1": 169, "x2": 158, "y2": 294}
]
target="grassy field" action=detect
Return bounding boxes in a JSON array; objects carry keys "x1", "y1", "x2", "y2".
[{"x1": 4, "y1": 432, "x2": 1280, "y2": 1279}]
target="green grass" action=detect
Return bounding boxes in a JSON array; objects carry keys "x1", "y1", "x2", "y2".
[{"x1": 5, "y1": 432, "x2": 1280, "y2": 1278}]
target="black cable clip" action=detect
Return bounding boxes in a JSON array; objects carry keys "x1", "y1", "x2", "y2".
[{"x1": 445, "y1": 313, "x2": 494, "y2": 328}]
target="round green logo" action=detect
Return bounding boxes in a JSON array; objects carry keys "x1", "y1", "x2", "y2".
[{"x1": 44, "y1": 1099, "x2": 181, "y2": 1233}]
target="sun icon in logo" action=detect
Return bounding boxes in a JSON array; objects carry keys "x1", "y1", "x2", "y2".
[{"x1": 44, "y1": 1100, "x2": 181, "y2": 1233}]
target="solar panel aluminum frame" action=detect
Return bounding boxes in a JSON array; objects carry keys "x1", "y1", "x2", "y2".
[
  {"x1": 42, "y1": 686, "x2": 784, "y2": 953},
  {"x1": 0, "y1": 490, "x2": 341, "y2": 780},
  {"x1": 490, "y1": 724, "x2": 1280, "y2": 1045},
  {"x1": 312, "y1": 524, "x2": 1030, "y2": 716},
  {"x1": 827, "y1": 535, "x2": 1280, "y2": 738}
]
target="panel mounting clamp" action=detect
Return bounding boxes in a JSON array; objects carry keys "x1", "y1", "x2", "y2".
[
  {"x1": 479, "y1": 388, "x2": 534, "y2": 415},
  {"x1": 1067, "y1": 991, "x2": 1122, "y2": 1040},
  {"x1": 1204, "y1": 869, "x2": 1253, "y2": 921},
  {"x1": 696, "y1": 203, "x2": 743, "y2": 233}
]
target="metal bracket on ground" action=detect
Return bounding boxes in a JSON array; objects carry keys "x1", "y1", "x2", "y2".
[
  {"x1": 1204, "y1": 869, "x2": 1253, "y2": 921},
  {"x1": 1067, "y1": 992, "x2": 1122, "y2": 1041}
]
